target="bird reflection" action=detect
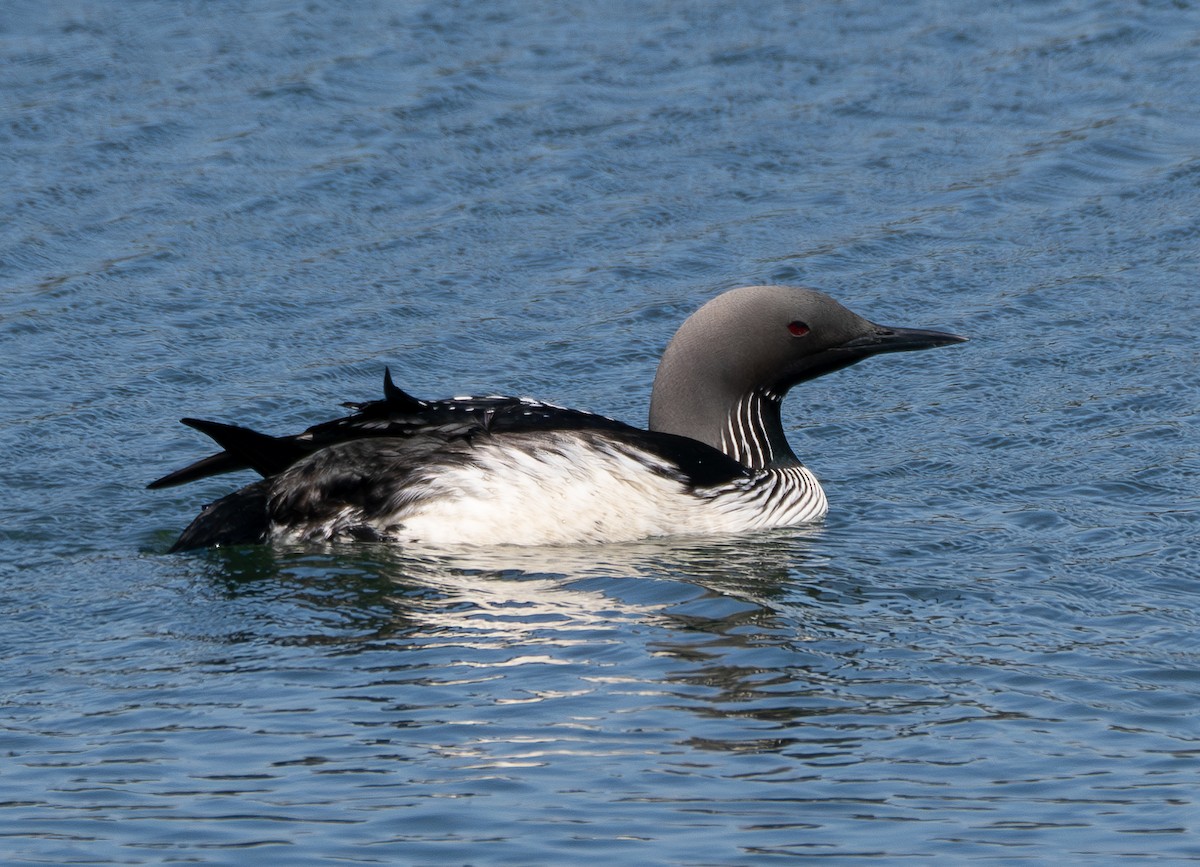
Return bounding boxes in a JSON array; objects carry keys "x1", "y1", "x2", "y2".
[
  {"x1": 189, "y1": 527, "x2": 830, "y2": 649},
  {"x1": 183, "y1": 526, "x2": 900, "y2": 759}
]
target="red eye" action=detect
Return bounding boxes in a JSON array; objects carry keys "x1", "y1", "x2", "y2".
[{"x1": 787, "y1": 321, "x2": 810, "y2": 337}]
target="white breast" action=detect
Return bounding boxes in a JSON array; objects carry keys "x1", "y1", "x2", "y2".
[{"x1": 269, "y1": 431, "x2": 827, "y2": 547}]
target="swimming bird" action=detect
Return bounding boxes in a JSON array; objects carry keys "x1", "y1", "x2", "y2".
[{"x1": 151, "y1": 285, "x2": 965, "y2": 551}]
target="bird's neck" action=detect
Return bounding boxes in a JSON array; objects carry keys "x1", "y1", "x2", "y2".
[
  {"x1": 649, "y1": 380, "x2": 800, "y2": 471},
  {"x1": 717, "y1": 388, "x2": 800, "y2": 470}
]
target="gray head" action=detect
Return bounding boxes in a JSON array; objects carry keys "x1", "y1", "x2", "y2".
[{"x1": 648, "y1": 285, "x2": 966, "y2": 468}]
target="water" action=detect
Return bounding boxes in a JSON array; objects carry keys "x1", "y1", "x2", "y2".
[{"x1": 3, "y1": 0, "x2": 1199, "y2": 862}]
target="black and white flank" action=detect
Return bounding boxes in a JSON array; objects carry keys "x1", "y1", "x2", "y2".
[{"x1": 150, "y1": 285, "x2": 966, "y2": 551}]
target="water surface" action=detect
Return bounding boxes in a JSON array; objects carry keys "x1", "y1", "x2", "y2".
[{"x1": 3, "y1": 0, "x2": 1199, "y2": 863}]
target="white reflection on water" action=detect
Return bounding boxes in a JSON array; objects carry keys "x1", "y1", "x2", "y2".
[{"x1": 278, "y1": 533, "x2": 826, "y2": 649}]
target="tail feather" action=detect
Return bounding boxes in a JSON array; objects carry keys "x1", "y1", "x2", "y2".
[
  {"x1": 382, "y1": 366, "x2": 426, "y2": 411},
  {"x1": 342, "y1": 367, "x2": 427, "y2": 413},
  {"x1": 150, "y1": 367, "x2": 425, "y2": 491},
  {"x1": 180, "y1": 418, "x2": 307, "y2": 478},
  {"x1": 147, "y1": 451, "x2": 245, "y2": 489}
]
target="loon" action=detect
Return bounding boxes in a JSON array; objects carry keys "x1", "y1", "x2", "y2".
[{"x1": 151, "y1": 285, "x2": 965, "y2": 551}]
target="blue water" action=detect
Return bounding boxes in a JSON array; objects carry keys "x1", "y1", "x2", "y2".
[{"x1": 3, "y1": 0, "x2": 1199, "y2": 862}]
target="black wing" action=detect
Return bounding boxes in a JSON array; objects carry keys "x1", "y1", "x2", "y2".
[{"x1": 149, "y1": 368, "x2": 742, "y2": 489}]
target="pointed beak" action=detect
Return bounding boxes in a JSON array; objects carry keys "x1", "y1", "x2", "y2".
[
  {"x1": 835, "y1": 324, "x2": 968, "y2": 357},
  {"x1": 779, "y1": 319, "x2": 967, "y2": 389}
]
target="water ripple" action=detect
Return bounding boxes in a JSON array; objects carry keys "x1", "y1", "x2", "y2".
[{"x1": 5, "y1": 0, "x2": 1200, "y2": 862}]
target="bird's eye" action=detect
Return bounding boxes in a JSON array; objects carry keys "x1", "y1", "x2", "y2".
[{"x1": 787, "y1": 321, "x2": 810, "y2": 337}]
